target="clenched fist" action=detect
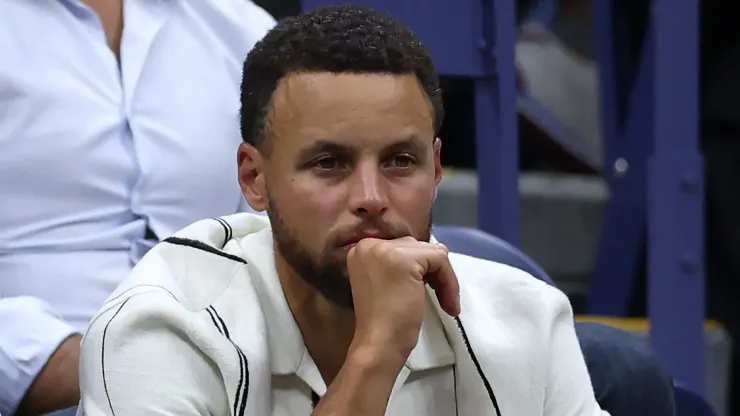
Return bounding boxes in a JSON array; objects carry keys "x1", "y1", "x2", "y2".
[{"x1": 346, "y1": 237, "x2": 460, "y2": 367}]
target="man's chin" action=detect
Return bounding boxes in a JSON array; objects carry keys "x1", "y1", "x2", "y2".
[{"x1": 315, "y1": 280, "x2": 354, "y2": 310}]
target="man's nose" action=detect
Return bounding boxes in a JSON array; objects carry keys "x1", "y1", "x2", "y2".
[{"x1": 348, "y1": 163, "x2": 389, "y2": 217}]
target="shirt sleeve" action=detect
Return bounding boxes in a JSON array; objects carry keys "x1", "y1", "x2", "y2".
[
  {"x1": 238, "y1": 1, "x2": 277, "y2": 36},
  {"x1": 543, "y1": 287, "x2": 611, "y2": 416},
  {"x1": 78, "y1": 291, "x2": 229, "y2": 415},
  {"x1": 0, "y1": 296, "x2": 79, "y2": 416}
]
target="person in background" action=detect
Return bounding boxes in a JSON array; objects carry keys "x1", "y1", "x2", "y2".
[
  {"x1": 76, "y1": 5, "x2": 674, "y2": 416},
  {"x1": 0, "y1": 0, "x2": 274, "y2": 414}
]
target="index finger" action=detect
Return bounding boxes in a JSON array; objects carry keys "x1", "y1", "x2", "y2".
[{"x1": 424, "y1": 252, "x2": 461, "y2": 317}]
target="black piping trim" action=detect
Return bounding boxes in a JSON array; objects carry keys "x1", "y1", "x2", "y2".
[
  {"x1": 210, "y1": 306, "x2": 231, "y2": 339},
  {"x1": 101, "y1": 298, "x2": 133, "y2": 416},
  {"x1": 453, "y1": 364, "x2": 459, "y2": 416},
  {"x1": 235, "y1": 346, "x2": 249, "y2": 416},
  {"x1": 212, "y1": 217, "x2": 232, "y2": 245},
  {"x1": 205, "y1": 307, "x2": 225, "y2": 335},
  {"x1": 454, "y1": 316, "x2": 502, "y2": 415},
  {"x1": 207, "y1": 306, "x2": 249, "y2": 416},
  {"x1": 102, "y1": 284, "x2": 177, "y2": 309},
  {"x1": 311, "y1": 390, "x2": 321, "y2": 408},
  {"x1": 224, "y1": 218, "x2": 234, "y2": 241},
  {"x1": 162, "y1": 236, "x2": 246, "y2": 264}
]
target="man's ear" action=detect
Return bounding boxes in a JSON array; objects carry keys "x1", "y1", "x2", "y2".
[
  {"x1": 432, "y1": 137, "x2": 443, "y2": 202},
  {"x1": 237, "y1": 142, "x2": 268, "y2": 212},
  {"x1": 433, "y1": 137, "x2": 443, "y2": 187}
]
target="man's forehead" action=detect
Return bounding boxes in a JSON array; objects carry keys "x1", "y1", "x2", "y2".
[
  {"x1": 276, "y1": 71, "x2": 424, "y2": 98},
  {"x1": 270, "y1": 72, "x2": 432, "y2": 118},
  {"x1": 267, "y1": 71, "x2": 435, "y2": 150}
]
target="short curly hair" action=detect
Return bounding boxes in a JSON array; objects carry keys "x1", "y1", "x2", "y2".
[{"x1": 239, "y1": 4, "x2": 444, "y2": 152}]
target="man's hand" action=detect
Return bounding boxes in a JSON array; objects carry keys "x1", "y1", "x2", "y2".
[
  {"x1": 347, "y1": 237, "x2": 460, "y2": 363},
  {"x1": 16, "y1": 334, "x2": 81, "y2": 416},
  {"x1": 312, "y1": 237, "x2": 460, "y2": 415}
]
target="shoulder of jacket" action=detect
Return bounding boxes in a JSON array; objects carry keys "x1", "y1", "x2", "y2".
[{"x1": 449, "y1": 252, "x2": 570, "y2": 318}]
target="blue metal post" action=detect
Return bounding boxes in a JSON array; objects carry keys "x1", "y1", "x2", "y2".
[
  {"x1": 589, "y1": 0, "x2": 705, "y2": 389},
  {"x1": 475, "y1": 0, "x2": 519, "y2": 245},
  {"x1": 649, "y1": 0, "x2": 704, "y2": 393},
  {"x1": 588, "y1": 0, "x2": 652, "y2": 316}
]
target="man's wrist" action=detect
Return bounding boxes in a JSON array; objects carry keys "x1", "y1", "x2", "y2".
[
  {"x1": 345, "y1": 343, "x2": 407, "y2": 380},
  {"x1": 312, "y1": 345, "x2": 404, "y2": 415}
]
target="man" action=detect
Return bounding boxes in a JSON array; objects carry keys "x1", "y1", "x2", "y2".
[
  {"x1": 0, "y1": 0, "x2": 274, "y2": 414},
  {"x1": 77, "y1": 5, "x2": 674, "y2": 415}
]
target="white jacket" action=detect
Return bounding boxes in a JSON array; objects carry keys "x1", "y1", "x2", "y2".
[{"x1": 77, "y1": 213, "x2": 607, "y2": 416}]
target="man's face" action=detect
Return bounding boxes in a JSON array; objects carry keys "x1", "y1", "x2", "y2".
[{"x1": 238, "y1": 72, "x2": 443, "y2": 309}]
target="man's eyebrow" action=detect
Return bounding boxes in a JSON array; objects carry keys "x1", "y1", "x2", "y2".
[
  {"x1": 296, "y1": 140, "x2": 354, "y2": 160},
  {"x1": 383, "y1": 135, "x2": 427, "y2": 153},
  {"x1": 296, "y1": 135, "x2": 428, "y2": 159}
]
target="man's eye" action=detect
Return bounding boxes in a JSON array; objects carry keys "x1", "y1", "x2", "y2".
[
  {"x1": 313, "y1": 158, "x2": 341, "y2": 170},
  {"x1": 389, "y1": 154, "x2": 416, "y2": 168}
]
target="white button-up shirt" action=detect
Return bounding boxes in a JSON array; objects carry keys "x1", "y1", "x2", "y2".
[{"x1": 0, "y1": 1, "x2": 274, "y2": 413}]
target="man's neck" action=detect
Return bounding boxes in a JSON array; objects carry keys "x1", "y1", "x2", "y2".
[{"x1": 276, "y1": 259, "x2": 356, "y2": 386}]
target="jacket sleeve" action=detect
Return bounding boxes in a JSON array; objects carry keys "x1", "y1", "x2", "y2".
[
  {"x1": 0, "y1": 296, "x2": 78, "y2": 415},
  {"x1": 78, "y1": 291, "x2": 228, "y2": 415},
  {"x1": 542, "y1": 287, "x2": 611, "y2": 416}
]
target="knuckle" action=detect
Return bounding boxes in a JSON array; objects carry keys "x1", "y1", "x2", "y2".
[
  {"x1": 360, "y1": 239, "x2": 394, "y2": 261},
  {"x1": 354, "y1": 238, "x2": 386, "y2": 256},
  {"x1": 431, "y1": 250, "x2": 446, "y2": 262},
  {"x1": 369, "y1": 240, "x2": 390, "y2": 255},
  {"x1": 384, "y1": 245, "x2": 405, "y2": 264}
]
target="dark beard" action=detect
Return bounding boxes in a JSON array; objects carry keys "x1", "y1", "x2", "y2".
[{"x1": 267, "y1": 199, "x2": 432, "y2": 310}]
